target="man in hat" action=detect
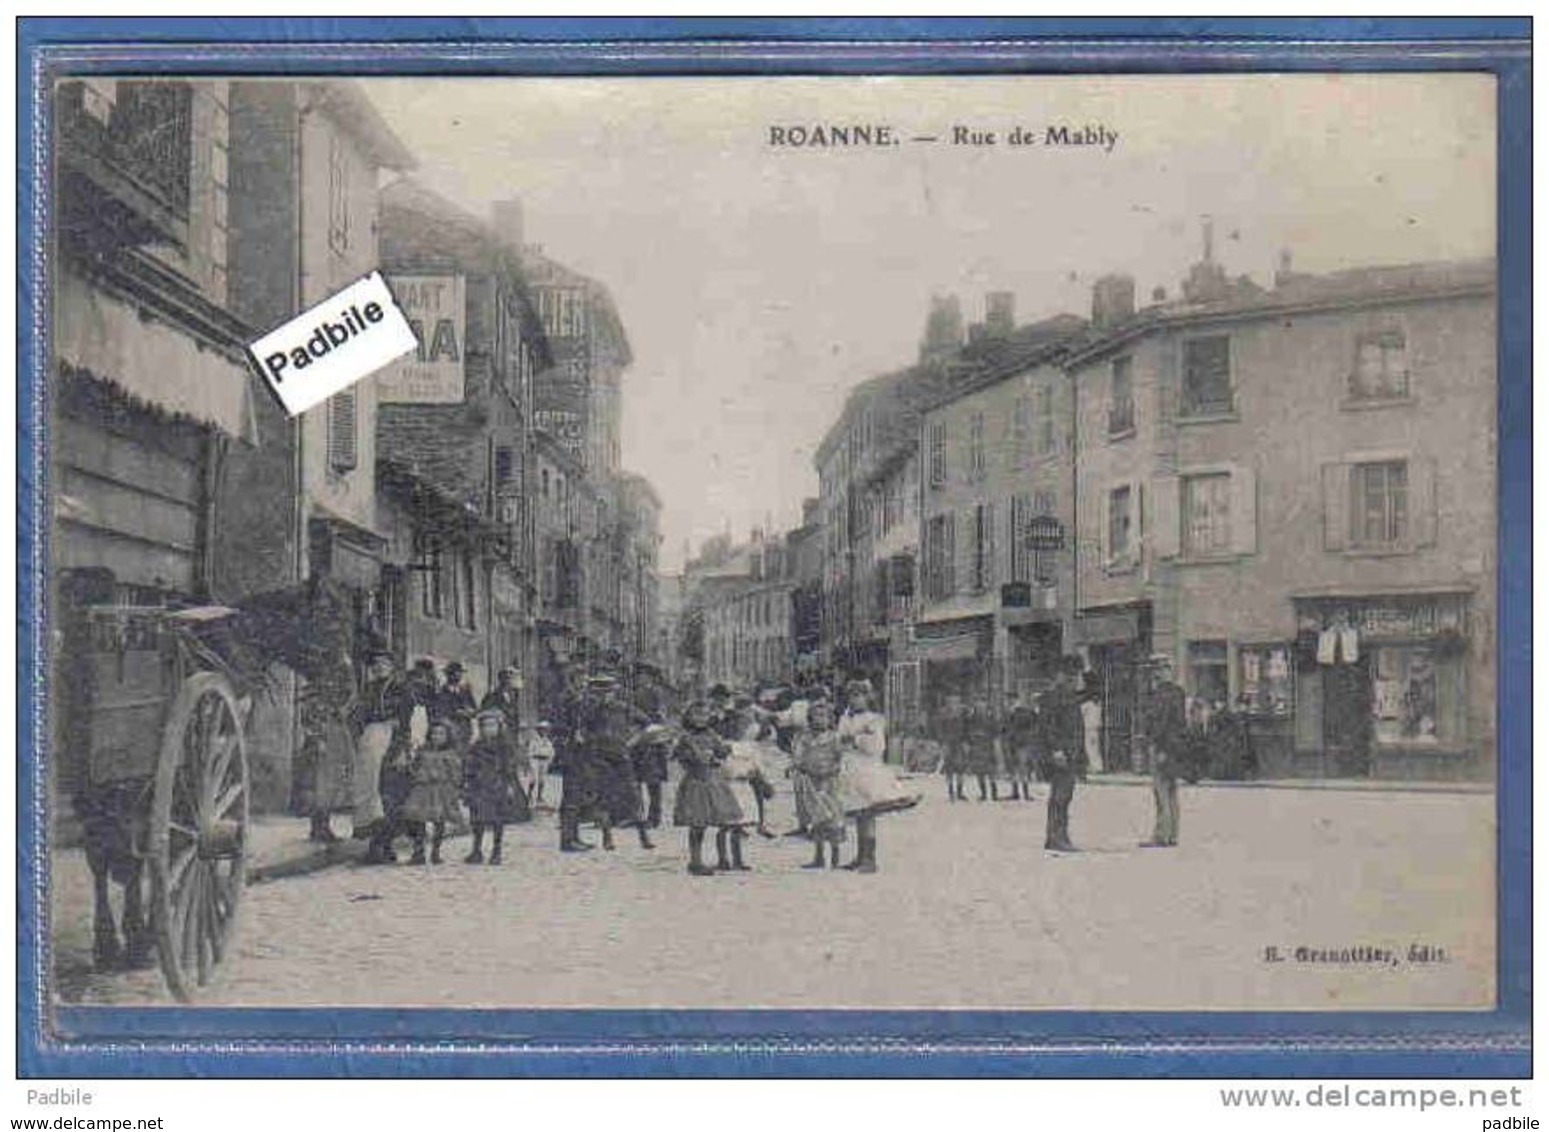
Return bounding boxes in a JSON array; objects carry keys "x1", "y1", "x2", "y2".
[
  {"x1": 436, "y1": 660, "x2": 479, "y2": 743},
  {"x1": 1141, "y1": 653, "x2": 1188, "y2": 847},
  {"x1": 555, "y1": 670, "x2": 602, "y2": 851},
  {"x1": 480, "y1": 666, "x2": 523, "y2": 732},
  {"x1": 1036, "y1": 656, "x2": 1087, "y2": 852}
]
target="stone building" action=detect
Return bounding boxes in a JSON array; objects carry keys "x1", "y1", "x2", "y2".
[
  {"x1": 911, "y1": 321, "x2": 1086, "y2": 727},
  {"x1": 373, "y1": 178, "x2": 551, "y2": 705},
  {"x1": 218, "y1": 80, "x2": 415, "y2": 806},
  {"x1": 1068, "y1": 255, "x2": 1497, "y2": 780}
]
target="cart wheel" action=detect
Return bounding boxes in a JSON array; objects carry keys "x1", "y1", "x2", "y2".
[{"x1": 147, "y1": 671, "x2": 250, "y2": 1002}]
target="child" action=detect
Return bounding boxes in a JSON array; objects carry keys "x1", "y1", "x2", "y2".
[
  {"x1": 526, "y1": 721, "x2": 556, "y2": 808},
  {"x1": 671, "y1": 700, "x2": 741, "y2": 877},
  {"x1": 463, "y1": 709, "x2": 528, "y2": 865},
  {"x1": 790, "y1": 700, "x2": 847, "y2": 869},
  {"x1": 401, "y1": 719, "x2": 462, "y2": 865}
]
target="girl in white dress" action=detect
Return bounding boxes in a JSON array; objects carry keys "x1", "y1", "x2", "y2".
[{"x1": 836, "y1": 681, "x2": 920, "y2": 873}]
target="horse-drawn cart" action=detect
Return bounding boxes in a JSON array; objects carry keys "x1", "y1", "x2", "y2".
[{"x1": 56, "y1": 570, "x2": 353, "y2": 1002}]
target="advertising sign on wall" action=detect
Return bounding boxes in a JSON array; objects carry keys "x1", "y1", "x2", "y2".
[{"x1": 375, "y1": 275, "x2": 466, "y2": 403}]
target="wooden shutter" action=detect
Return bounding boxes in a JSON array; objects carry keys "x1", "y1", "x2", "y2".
[
  {"x1": 1100, "y1": 485, "x2": 1112, "y2": 566},
  {"x1": 1411, "y1": 455, "x2": 1438, "y2": 548},
  {"x1": 1230, "y1": 465, "x2": 1258, "y2": 555},
  {"x1": 1150, "y1": 475, "x2": 1180, "y2": 559},
  {"x1": 985, "y1": 500, "x2": 997, "y2": 588},
  {"x1": 327, "y1": 389, "x2": 358, "y2": 472},
  {"x1": 1321, "y1": 462, "x2": 1349, "y2": 551},
  {"x1": 944, "y1": 511, "x2": 956, "y2": 595}
]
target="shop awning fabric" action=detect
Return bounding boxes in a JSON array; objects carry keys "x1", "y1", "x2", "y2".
[{"x1": 55, "y1": 267, "x2": 258, "y2": 444}]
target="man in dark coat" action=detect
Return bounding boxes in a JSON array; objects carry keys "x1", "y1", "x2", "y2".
[
  {"x1": 577, "y1": 674, "x2": 654, "y2": 850},
  {"x1": 1141, "y1": 654, "x2": 1188, "y2": 847},
  {"x1": 435, "y1": 660, "x2": 479, "y2": 744},
  {"x1": 1036, "y1": 657, "x2": 1087, "y2": 852},
  {"x1": 554, "y1": 667, "x2": 599, "y2": 852}
]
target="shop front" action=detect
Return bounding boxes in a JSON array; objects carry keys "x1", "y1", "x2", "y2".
[
  {"x1": 1073, "y1": 603, "x2": 1151, "y2": 773},
  {"x1": 1291, "y1": 591, "x2": 1476, "y2": 779}
]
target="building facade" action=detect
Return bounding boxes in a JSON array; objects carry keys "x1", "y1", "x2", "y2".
[
  {"x1": 912, "y1": 344, "x2": 1081, "y2": 729},
  {"x1": 374, "y1": 178, "x2": 550, "y2": 707},
  {"x1": 1069, "y1": 258, "x2": 1497, "y2": 780}
]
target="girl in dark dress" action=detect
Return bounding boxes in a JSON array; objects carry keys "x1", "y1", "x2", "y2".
[
  {"x1": 463, "y1": 709, "x2": 527, "y2": 865},
  {"x1": 671, "y1": 700, "x2": 741, "y2": 877}
]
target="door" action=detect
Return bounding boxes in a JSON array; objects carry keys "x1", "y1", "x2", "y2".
[
  {"x1": 1093, "y1": 644, "x2": 1136, "y2": 773},
  {"x1": 1322, "y1": 657, "x2": 1374, "y2": 776}
]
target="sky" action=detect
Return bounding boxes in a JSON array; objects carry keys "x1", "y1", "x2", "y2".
[{"x1": 362, "y1": 74, "x2": 1496, "y2": 572}]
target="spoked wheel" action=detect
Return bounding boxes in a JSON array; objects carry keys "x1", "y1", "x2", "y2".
[{"x1": 148, "y1": 671, "x2": 250, "y2": 1002}]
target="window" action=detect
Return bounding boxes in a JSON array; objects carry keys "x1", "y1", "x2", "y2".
[
  {"x1": 928, "y1": 422, "x2": 947, "y2": 488},
  {"x1": 494, "y1": 445, "x2": 514, "y2": 489},
  {"x1": 1182, "y1": 335, "x2": 1233, "y2": 416},
  {"x1": 971, "y1": 503, "x2": 993, "y2": 591},
  {"x1": 1008, "y1": 494, "x2": 1031, "y2": 584},
  {"x1": 447, "y1": 547, "x2": 478, "y2": 631},
  {"x1": 1352, "y1": 461, "x2": 1408, "y2": 548},
  {"x1": 541, "y1": 468, "x2": 550, "y2": 498},
  {"x1": 1186, "y1": 641, "x2": 1230, "y2": 707},
  {"x1": 1350, "y1": 330, "x2": 1409, "y2": 400},
  {"x1": 1182, "y1": 473, "x2": 1232, "y2": 556},
  {"x1": 1371, "y1": 645, "x2": 1444, "y2": 744},
  {"x1": 925, "y1": 513, "x2": 956, "y2": 600},
  {"x1": 420, "y1": 541, "x2": 445, "y2": 620},
  {"x1": 1036, "y1": 386, "x2": 1055, "y2": 454},
  {"x1": 1238, "y1": 643, "x2": 1294, "y2": 718},
  {"x1": 968, "y1": 413, "x2": 986, "y2": 481},
  {"x1": 327, "y1": 131, "x2": 350, "y2": 254},
  {"x1": 1109, "y1": 356, "x2": 1135, "y2": 434},
  {"x1": 1013, "y1": 395, "x2": 1030, "y2": 443},
  {"x1": 107, "y1": 82, "x2": 194, "y2": 214},
  {"x1": 326, "y1": 388, "x2": 357, "y2": 472},
  {"x1": 1108, "y1": 486, "x2": 1133, "y2": 562}
]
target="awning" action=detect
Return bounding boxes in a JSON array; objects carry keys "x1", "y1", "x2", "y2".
[{"x1": 56, "y1": 267, "x2": 258, "y2": 444}]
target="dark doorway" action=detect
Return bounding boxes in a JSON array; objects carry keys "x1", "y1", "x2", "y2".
[{"x1": 1322, "y1": 657, "x2": 1374, "y2": 776}]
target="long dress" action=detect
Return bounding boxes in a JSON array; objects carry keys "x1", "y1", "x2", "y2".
[
  {"x1": 463, "y1": 736, "x2": 529, "y2": 824},
  {"x1": 672, "y1": 728, "x2": 742, "y2": 828},
  {"x1": 790, "y1": 730, "x2": 847, "y2": 839},
  {"x1": 836, "y1": 710, "x2": 919, "y2": 817},
  {"x1": 350, "y1": 674, "x2": 412, "y2": 834},
  {"x1": 401, "y1": 743, "x2": 464, "y2": 824}
]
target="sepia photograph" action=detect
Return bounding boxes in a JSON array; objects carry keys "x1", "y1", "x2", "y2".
[{"x1": 38, "y1": 68, "x2": 1501, "y2": 1022}]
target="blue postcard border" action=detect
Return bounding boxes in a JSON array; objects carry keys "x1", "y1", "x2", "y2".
[{"x1": 16, "y1": 16, "x2": 1532, "y2": 1078}]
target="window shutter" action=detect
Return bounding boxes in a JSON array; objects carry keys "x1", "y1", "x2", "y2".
[
  {"x1": 944, "y1": 512, "x2": 956, "y2": 595},
  {"x1": 1321, "y1": 463, "x2": 1349, "y2": 551},
  {"x1": 1230, "y1": 465, "x2": 1258, "y2": 555},
  {"x1": 985, "y1": 500, "x2": 997, "y2": 587},
  {"x1": 1411, "y1": 455, "x2": 1438, "y2": 548},
  {"x1": 327, "y1": 389, "x2": 358, "y2": 471},
  {"x1": 1100, "y1": 486, "x2": 1112, "y2": 565},
  {"x1": 1150, "y1": 475, "x2": 1180, "y2": 560}
]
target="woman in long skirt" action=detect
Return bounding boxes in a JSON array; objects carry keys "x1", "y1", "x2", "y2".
[
  {"x1": 672, "y1": 701, "x2": 741, "y2": 876},
  {"x1": 836, "y1": 682, "x2": 919, "y2": 873}
]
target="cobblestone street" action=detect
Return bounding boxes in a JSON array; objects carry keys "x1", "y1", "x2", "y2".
[{"x1": 53, "y1": 779, "x2": 1494, "y2": 1012}]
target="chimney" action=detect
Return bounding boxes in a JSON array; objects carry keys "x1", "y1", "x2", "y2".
[
  {"x1": 491, "y1": 199, "x2": 525, "y2": 252},
  {"x1": 1091, "y1": 274, "x2": 1137, "y2": 328},
  {"x1": 1274, "y1": 248, "x2": 1297, "y2": 288},
  {"x1": 985, "y1": 291, "x2": 1015, "y2": 337},
  {"x1": 919, "y1": 293, "x2": 965, "y2": 363}
]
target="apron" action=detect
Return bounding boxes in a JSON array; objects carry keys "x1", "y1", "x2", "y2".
[{"x1": 352, "y1": 721, "x2": 394, "y2": 832}]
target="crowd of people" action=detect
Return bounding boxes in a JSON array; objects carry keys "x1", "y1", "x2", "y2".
[
  {"x1": 290, "y1": 650, "x2": 925, "y2": 875},
  {"x1": 290, "y1": 646, "x2": 1254, "y2": 870}
]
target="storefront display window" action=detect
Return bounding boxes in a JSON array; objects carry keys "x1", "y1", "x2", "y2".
[
  {"x1": 1239, "y1": 643, "x2": 1294, "y2": 717},
  {"x1": 1186, "y1": 640, "x2": 1229, "y2": 706},
  {"x1": 1372, "y1": 644, "x2": 1439, "y2": 744}
]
